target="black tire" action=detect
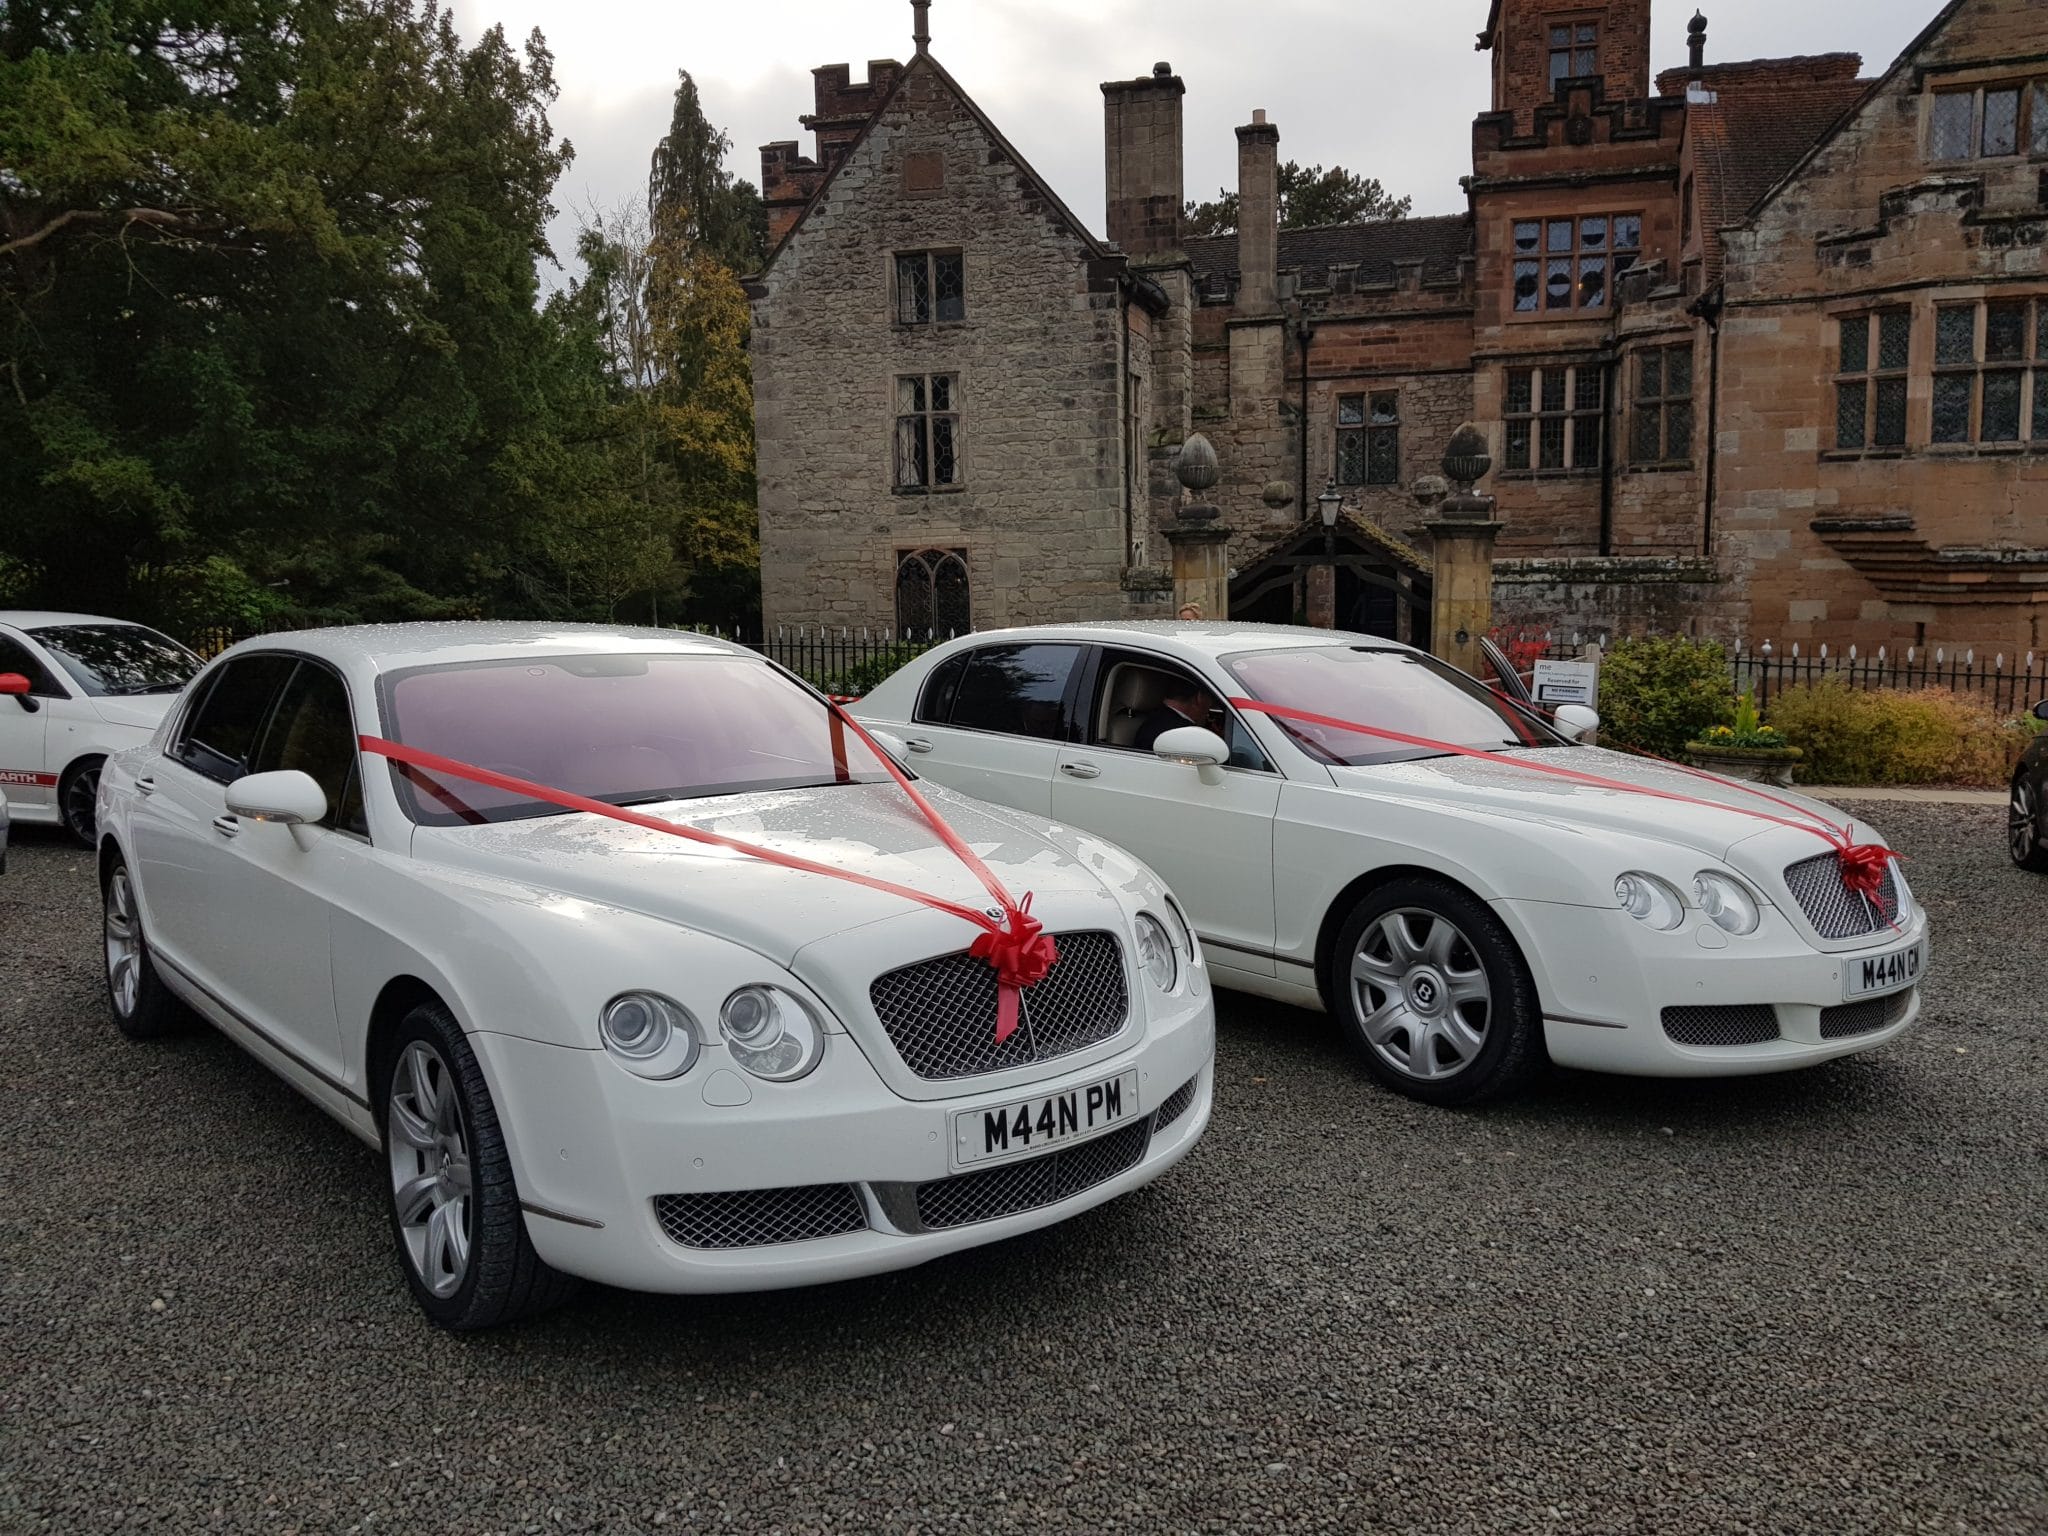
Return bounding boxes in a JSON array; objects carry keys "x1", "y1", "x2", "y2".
[
  {"x1": 381, "y1": 1002, "x2": 580, "y2": 1330},
  {"x1": 60, "y1": 756, "x2": 104, "y2": 847},
  {"x1": 2012, "y1": 769, "x2": 2048, "y2": 873},
  {"x1": 101, "y1": 854, "x2": 193, "y2": 1040},
  {"x1": 1328, "y1": 876, "x2": 1545, "y2": 1107}
]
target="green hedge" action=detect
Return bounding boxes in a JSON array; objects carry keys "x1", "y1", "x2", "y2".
[{"x1": 1597, "y1": 637, "x2": 1734, "y2": 759}]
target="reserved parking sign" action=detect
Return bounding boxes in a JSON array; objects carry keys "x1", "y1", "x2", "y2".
[{"x1": 1532, "y1": 659, "x2": 1599, "y2": 707}]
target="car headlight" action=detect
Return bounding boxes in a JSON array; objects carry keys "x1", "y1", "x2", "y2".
[
  {"x1": 1692, "y1": 871, "x2": 1761, "y2": 936},
  {"x1": 720, "y1": 985, "x2": 826, "y2": 1081},
  {"x1": 1614, "y1": 872, "x2": 1686, "y2": 931},
  {"x1": 599, "y1": 992, "x2": 701, "y2": 1080},
  {"x1": 1134, "y1": 913, "x2": 1178, "y2": 992}
]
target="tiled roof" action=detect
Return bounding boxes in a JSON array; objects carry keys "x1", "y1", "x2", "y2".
[
  {"x1": 1688, "y1": 69, "x2": 1871, "y2": 284},
  {"x1": 1186, "y1": 212, "x2": 1472, "y2": 287}
]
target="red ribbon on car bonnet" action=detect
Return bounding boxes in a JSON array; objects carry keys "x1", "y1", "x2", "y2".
[
  {"x1": 358, "y1": 702, "x2": 1056, "y2": 1046},
  {"x1": 1227, "y1": 698, "x2": 1901, "y2": 903}
]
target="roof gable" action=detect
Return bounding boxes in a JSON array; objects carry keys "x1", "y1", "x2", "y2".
[{"x1": 756, "y1": 52, "x2": 1107, "y2": 277}]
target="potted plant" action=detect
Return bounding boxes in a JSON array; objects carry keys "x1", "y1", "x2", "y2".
[{"x1": 1685, "y1": 691, "x2": 1804, "y2": 787}]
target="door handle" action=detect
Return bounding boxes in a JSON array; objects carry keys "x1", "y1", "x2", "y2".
[
  {"x1": 211, "y1": 814, "x2": 240, "y2": 839},
  {"x1": 1059, "y1": 762, "x2": 1102, "y2": 780},
  {"x1": 136, "y1": 776, "x2": 157, "y2": 796},
  {"x1": 905, "y1": 739, "x2": 935, "y2": 755}
]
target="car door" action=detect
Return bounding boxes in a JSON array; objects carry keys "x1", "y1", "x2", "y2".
[
  {"x1": 1051, "y1": 648, "x2": 1281, "y2": 975},
  {"x1": 128, "y1": 654, "x2": 310, "y2": 1024},
  {"x1": 894, "y1": 642, "x2": 1085, "y2": 818},
  {"x1": 0, "y1": 631, "x2": 60, "y2": 814}
]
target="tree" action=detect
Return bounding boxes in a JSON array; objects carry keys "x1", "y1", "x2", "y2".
[
  {"x1": 647, "y1": 71, "x2": 766, "y2": 274},
  {"x1": 1184, "y1": 161, "x2": 1412, "y2": 238},
  {"x1": 0, "y1": 0, "x2": 577, "y2": 625}
]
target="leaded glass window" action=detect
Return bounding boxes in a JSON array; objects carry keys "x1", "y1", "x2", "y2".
[
  {"x1": 1631, "y1": 344, "x2": 1694, "y2": 466},
  {"x1": 895, "y1": 251, "x2": 964, "y2": 326},
  {"x1": 894, "y1": 374, "x2": 960, "y2": 489},
  {"x1": 1837, "y1": 310, "x2": 1911, "y2": 450},
  {"x1": 894, "y1": 549, "x2": 971, "y2": 637},
  {"x1": 1504, "y1": 365, "x2": 1602, "y2": 473}
]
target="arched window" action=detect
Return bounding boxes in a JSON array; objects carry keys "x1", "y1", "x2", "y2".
[{"x1": 895, "y1": 549, "x2": 971, "y2": 637}]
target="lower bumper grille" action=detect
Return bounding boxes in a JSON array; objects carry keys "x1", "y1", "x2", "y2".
[
  {"x1": 913, "y1": 1120, "x2": 1152, "y2": 1231},
  {"x1": 1661, "y1": 1004, "x2": 1780, "y2": 1046},
  {"x1": 1820, "y1": 989, "x2": 1915, "y2": 1041},
  {"x1": 653, "y1": 1184, "x2": 867, "y2": 1250},
  {"x1": 1152, "y1": 1074, "x2": 1200, "y2": 1134}
]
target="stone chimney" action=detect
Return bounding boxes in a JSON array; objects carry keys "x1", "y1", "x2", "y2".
[
  {"x1": 1102, "y1": 62, "x2": 1186, "y2": 258},
  {"x1": 1236, "y1": 110, "x2": 1280, "y2": 314}
]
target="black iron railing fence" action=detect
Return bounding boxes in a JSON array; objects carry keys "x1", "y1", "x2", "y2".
[
  {"x1": 181, "y1": 618, "x2": 957, "y2": 695},
  {"x1": 183, "y1": 616, "x2": 2047, "y2": 715},
  {"x1": 1493, "y1": 628, "x2": 2047, "y2": 717}
]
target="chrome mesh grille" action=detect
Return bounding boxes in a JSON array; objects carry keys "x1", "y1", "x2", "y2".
[
  {"x1": 1783, "y1": 853, "x2": 1902, "y2": 940},
  {"x1": 913, "y1": 1121, "x2": 1151, "y2": 1231},
  {"x1": 1820, "y1": 989, "x2": 1915, "y2": 1041},
  {"x1": 653, "y1": 1185, "x2": 867, "y2": 1250},
  {"x1": 869, "y1": 931, "x2": 1128, "y2": 1080},
  {"x1": 1152, "y1": 1075, "x2": 1200, "y2": 1134},
  {"x1": 1661, "y1": 1004, "x2": 1781, "y2": 1046}
]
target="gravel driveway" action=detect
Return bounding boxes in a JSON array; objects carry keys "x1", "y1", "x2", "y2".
[{"x1": 3, "y1": 806, "x2": 2043, "y2": 1534}]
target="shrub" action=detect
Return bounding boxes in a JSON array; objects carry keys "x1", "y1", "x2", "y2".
[
  {"x1": 1765, "y1": 681, "x2": 2031, "y2": 787},
  {"x1": 1597, "y1": 637, "x2": 1734, "y2": 758},
  {"x1": 815, "y1": 644, "x2": 933, "y2": 699}
]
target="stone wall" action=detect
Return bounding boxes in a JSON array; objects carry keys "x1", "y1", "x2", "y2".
[
  {"x1": 1717, "y1": 0, "x2": 2048, "y2": 654},
  {"x1": 1488, "y1": 0, "x2": 1655, "y2": 120},
  {"x1": 752, "y1": 59, "x2": 1137, "y2": 633}
]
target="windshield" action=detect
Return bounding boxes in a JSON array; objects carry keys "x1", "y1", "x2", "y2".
[
  {"x1": 382, "y1": 652, "x2": 897, "y2": 826},
  {"x1": 31, "y1": 624, "x2": 201, "y2": 697},
  {"x1": 1223, "y1": 645, "x2": 1560, "y2": 767}
]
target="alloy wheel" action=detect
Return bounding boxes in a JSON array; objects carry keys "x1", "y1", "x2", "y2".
[
  {"x1": 2014, "y1": 776, "x2": 2042, "y2": 865},
  {"x1": 1350, "y1": 908, "x2": 1493, "y2": 1082},
  {"x1": 104, "y1": 868, "x2": 143, "y2": 1019},
  {"x1": 387, "y1": 1042, "x2": 474, "y2": 1300},
  {"x1": 63, "y1": 765, "x2": 100, "y2": 844}
]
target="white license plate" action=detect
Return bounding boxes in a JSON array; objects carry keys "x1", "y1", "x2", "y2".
[
  {"x1": 954, "y1": 1071, "x2": 1140, "y2": 1167},
  {"x1": 1845, "y1": 938, "x2": 1927, "y2": 1000}
]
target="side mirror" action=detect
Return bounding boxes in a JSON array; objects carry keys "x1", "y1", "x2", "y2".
[
  {"x1": 1553, "y1": 704, "x2": 1601, "y2": 743},
  {"x1": 1153, "y1": 726, "x2": 1231, "y2": 768},
  {"x1": 227, "y1": 770, "x2": 328, "y2": 848},
  {"x1": 2034, "y1": 700, "x2": 2048, "y2": 724},
  {"x1": 0, "y1": 673, "x2": 37, "y2": 713}
]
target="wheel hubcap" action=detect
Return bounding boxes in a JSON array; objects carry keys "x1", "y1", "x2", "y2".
[
  {"x1": 65, "y1": 768, "x2": 98, "y2": 839},
  {"x1": 104, "y1": 869, "x2": 141, "y2": 1018},
  {"x1": 1351, "y1": 908, "x2": 1492, "y2": 1082},
  {"x1": 2014, "y1": 779, "x2": 2040, "y2": 863},
  {"x1": 387, "y1": 1042, "x2": 473, "y2": 1299}
]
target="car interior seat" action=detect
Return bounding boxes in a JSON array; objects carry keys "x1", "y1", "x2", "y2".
[{"x1": 1103, "y1": 666, "x2": 1173, "y2": 748}]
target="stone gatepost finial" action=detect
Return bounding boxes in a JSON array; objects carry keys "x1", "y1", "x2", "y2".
[
  {"x1": 912, "y1": 0, "x2": 931, "y2": 54},
  {"x1": 1165, "y1": 434, "x2": 1230, "y2": 619}
]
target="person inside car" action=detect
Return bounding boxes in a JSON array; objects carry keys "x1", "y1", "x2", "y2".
[{"x1": 1135, "y1": 678, "x2": 1219, "y2": 752}]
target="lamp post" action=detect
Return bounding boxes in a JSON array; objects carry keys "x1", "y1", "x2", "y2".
[{"x1": 1305, "y1": 477, "x2": 1345, "y2": 630}]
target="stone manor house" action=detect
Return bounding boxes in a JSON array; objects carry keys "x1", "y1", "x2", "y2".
[{"x1": 747, "y1": 0, "x2": 2048, "y2": 653}]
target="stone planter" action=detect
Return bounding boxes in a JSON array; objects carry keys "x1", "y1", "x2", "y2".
[{"x1": 1684, "y1": 743, "x2": 1805, "y2": 788}]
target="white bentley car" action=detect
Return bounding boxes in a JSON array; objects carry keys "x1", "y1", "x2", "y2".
[
  {"x1": 0, "y1": 611, "x2": 203, "y2": 843},
  {"x1": 856, "y1": 624, "x2": 1929, "y2": 1106},
  {"x1": 95, "y1": 625, "x2": 1214, "y2": 1328}
]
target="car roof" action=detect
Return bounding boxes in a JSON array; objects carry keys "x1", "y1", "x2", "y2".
[
  {"x1": 217, "y1": 621, "x2": 759, "y2": 672},
  {"x1": 0, "y1": 611, "x2": 151, "y2": 631},
  {"x1": 937, "y1": 621, "x2": 1402, "y2": 657}
]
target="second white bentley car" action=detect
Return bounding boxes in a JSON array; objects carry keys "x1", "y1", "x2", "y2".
[
  {"x1": 95, "y1": 625, "x2": 1213, "y2": 1328},
  {"x1": 855, "y1": 624, "x2": 1930, "y2": 1106}
]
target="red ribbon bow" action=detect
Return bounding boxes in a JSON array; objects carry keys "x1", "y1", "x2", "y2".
[
  {"x1": 1837, "y1": 842, "x2": 1900, "y2": 899},
  {"x1": 968, "y1": 895, "x2": 1061, "y2": 1045}
]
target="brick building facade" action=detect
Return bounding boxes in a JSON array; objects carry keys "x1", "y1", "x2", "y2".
[{"x1": 750, "y1": 0, "x2": 2046, "y2": 654}]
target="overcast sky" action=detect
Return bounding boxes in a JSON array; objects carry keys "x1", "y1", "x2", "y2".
[{"x1": 448, "y1": 0, "x2": 1938, "y2": 282}]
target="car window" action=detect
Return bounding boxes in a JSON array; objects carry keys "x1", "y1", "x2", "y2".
[
  {"x1": 1224, "y1": 645, "x2": 1559, "y2": 767},
  {"x1": 1090, "y1": 653, "x2": 1270, "y2": 771},
  {"x1": 28, "y1": 623, "x2": 199, "y2": 697},
  {"x1": 0, "y1": 635, "x2": 64, "y2": 698},
  {"x1": 915, "y1": 652, "x2": 969, "y2": 725},
  {"x1": 248, "y1": 661, "x2": 366, "y2": 834},
  {"x1": 380, "y1": 652, "x2": 897, "y2": 826},
  {"x1": 176, "y1": 655, "x2": 297, "y2": 783},
  {"x1": 948, "y1": 644, "x2": 1080, "y2": 740}
]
